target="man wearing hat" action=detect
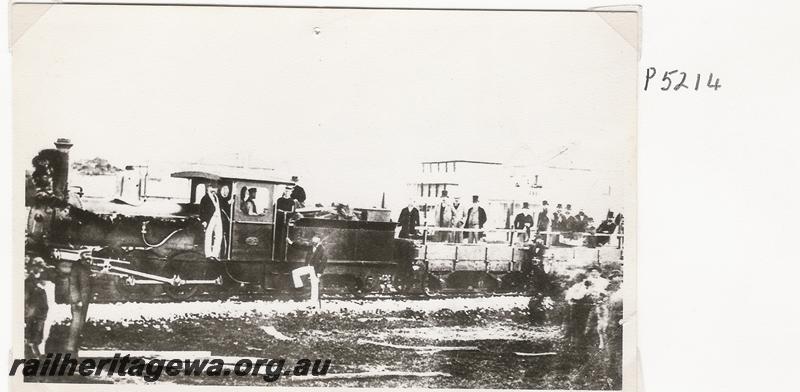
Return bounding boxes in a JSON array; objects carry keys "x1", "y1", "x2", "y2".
[
  {"x1": 586, "y1": 265, "x2": 610, "y2": 292},
  {"x1": 25, "y1": 256, "x2": 51, "y2": 358},
  {"x1": 290, "y1": 176, "x2": 306, "y2": 208},
  {"x1": 433, "y1": 190, "x2": 455, "y2": 242},
  {"x1": 199, "y1": 181, "x2": 223, "y2": 259},
  {"x1": 563, "y1": 206, "x2": 577, "y2": 232},
  {"x1": 536, "y1": 200, "x2": 550, "y2": 233},
  {"x1": 552, "y1": 203, "x2": 563, "y2": 231},
  {"x1": 566, "y1": 265, "x2": 609, "y2": 300},
  {"x1": 513, "y1": 202, "x2": 534, "y2": 243},
  {"x1": 596, "y1": 211, "x2": 618, "y2": 246},
  {"x1": 464, "y1": 195, "x2": 487, "y2": 243}
]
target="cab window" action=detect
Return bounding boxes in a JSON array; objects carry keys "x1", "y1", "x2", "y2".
[{"x1": 233, "y1": 181, "x2": 274, "y2": 223}]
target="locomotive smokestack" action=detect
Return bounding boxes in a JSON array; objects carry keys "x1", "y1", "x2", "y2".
[{"x1": 53, "y1": 138, "x2": 73, "y2": 199}]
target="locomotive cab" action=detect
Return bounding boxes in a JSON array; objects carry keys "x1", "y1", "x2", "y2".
[{"x1": 171, "y1": 170, "x2": 295, "y2": 263}]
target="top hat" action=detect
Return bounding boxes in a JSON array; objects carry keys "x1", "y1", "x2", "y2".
[
  {"x1": 472, "y1": 195, "x2": 479, "y2": 202},
  {"x1": 607, "y1": 210, "x2": 615, "y2": 219},
  {"x1": 522, "y1": 202, "x2": 529, "y2": 208},
  {"x1": 542, "y1": 200, "x2": 549, "y2": 206},
  {"x1": 441, "y1": 190, "x2": 449, "y2": 197}
]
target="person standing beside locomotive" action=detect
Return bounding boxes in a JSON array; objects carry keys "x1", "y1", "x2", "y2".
[
  {"x1": 464, "y1": 195, "x2": 487, "y2": 243},
  {"x1": 277, "y1": 187, "x2": 295, "y2": 213},
  {"x1": 199, "y1": 182, "x2": 223, "y2": 260},
  {"x1": 218, "y1": 184, "x2": 233, "y2": 256},
  {"x1": 275, "y1": 187, "x2": 295, "y2": 261},
  {"x1": 24, "y1": 256, "x2": 51, "y2": 358},
  {"x1": 290, "y1": 234, "x2": 327, "y2": 308}
]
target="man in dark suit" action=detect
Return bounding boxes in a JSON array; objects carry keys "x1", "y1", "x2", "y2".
[
  {"x1": 291, "y1": 234, "x2": 327, "y2": 307},
  {"x1": 25, "y1": 256, "x2": 50, "y2": 358},
  {"x1": 596, "y1": 211, "x2": 618, "y2": 246},
  {"x1": 465, "y1": 195, "x2": 487, "y2": 243},
  {"x1": 514, "y1": 202, "x2": 535, "y2": 243},
  {"x1": 305, "y1": 235, "x2": 328, "y2": 275},
  {"x1": 552, "y1": 203, "x2": 563, "y2": 231},
  {"x1": 537, "y1": 200, "x2": 551, "y2": 233},
  {"x1": 277, "y1": 187, "x2": 295, "y2": 212},
  {"x1": 397, "y1": 202, "x2": 420, "y2": 239},
  {"x1": 290, "y1": 176, "x2": 307, "y2": 208},
  {"x1": 275, "y1": 187, "x2": 295, "y2": 261}
]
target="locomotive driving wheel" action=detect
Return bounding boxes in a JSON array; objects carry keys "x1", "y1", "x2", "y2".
[{"x1": 162, "y1": 251, "x2": 214, "y2": 301}]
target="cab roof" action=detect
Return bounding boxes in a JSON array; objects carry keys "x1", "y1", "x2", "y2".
[{"x1": 171, "y1": 169, "x2": 294, "y2": 185}]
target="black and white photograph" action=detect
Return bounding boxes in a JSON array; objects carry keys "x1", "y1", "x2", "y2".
[{"x1": 9, "y1": 3, "x2": 638, "y2": 390}]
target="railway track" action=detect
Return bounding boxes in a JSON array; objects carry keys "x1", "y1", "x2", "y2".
[
  {"x1": 52, "y1": 292, "x2": 534, "y2": 324},
  {"x1": 89, "y1": 288, "x2": 531, "y2": 304}
]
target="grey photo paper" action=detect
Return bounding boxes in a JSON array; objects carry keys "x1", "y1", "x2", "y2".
[{"x1": 9, "y1": 2, "x2": 639, "y2": 390}]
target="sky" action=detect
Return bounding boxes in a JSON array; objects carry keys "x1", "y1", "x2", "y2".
[{"x1": 13, "y1": 5, "x2": 637, "y2": 211}]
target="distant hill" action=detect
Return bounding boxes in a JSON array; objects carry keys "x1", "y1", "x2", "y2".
[{"x1": 72, "y1": 157, "x2": 122, "y2": 176}]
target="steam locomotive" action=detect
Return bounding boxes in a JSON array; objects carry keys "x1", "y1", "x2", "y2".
[{"x1": 26, "y1": 139, "x2": 540, "y2": 304}]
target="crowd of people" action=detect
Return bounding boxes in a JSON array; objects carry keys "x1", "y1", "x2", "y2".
[
  {"x1": 396, "y1": 191, "x2": 624, "y2": 247},
  {"x1": 396, "y1": 191, "x2": 488, "y2": 243},
  {"x1": 514, "y1": 201, "x2": 625, "y2": 247}
]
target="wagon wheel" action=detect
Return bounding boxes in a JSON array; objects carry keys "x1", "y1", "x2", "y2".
[
  {"x1": 426, "y1": 274, "x2": 444, "y2": 294},
  {"x1": 475, "y1": 274, "x2": 498, "y2": 292},
  {"x1": 162, "y1": 251, "x2": 213, "y2": 301},
  {"x1": 391, "y1": 273, "x2": 410, "y2": 294},
  {"x1": 499, "y1": 272, "x2": 526, "y2": 293},
  {"x1": 363, "y1": 273, "x2": 386, "y2": 293},
  {"x1": 344, "y1": 275, "x2": 366, "y2": 297}
]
